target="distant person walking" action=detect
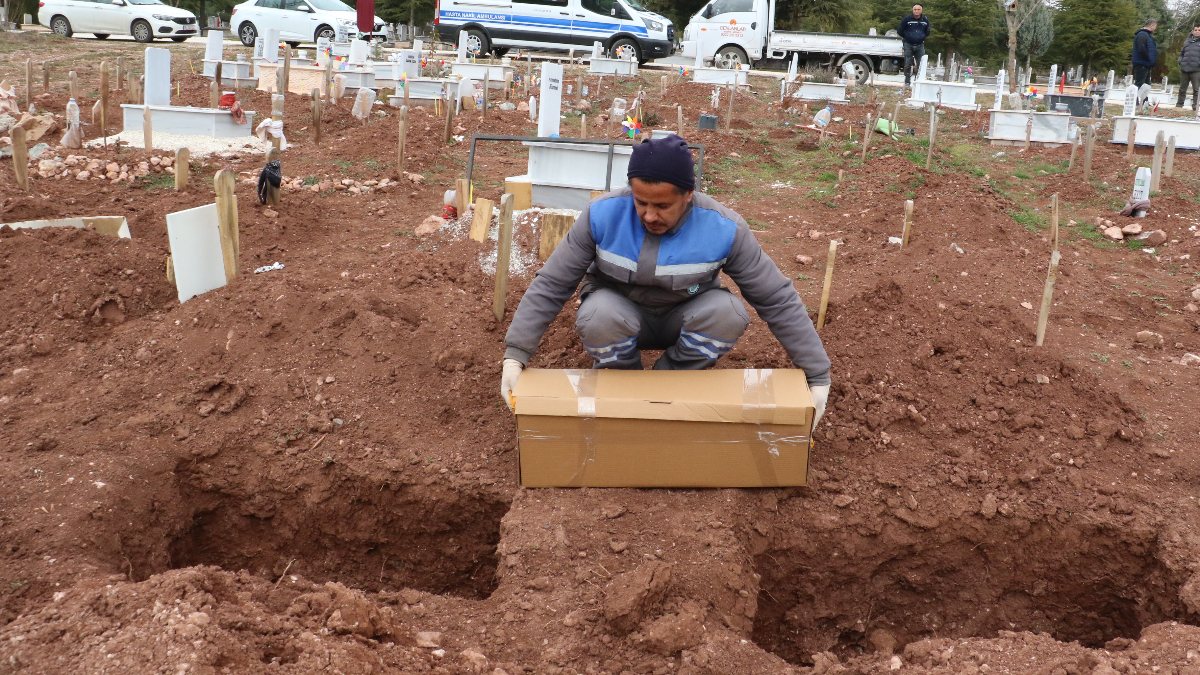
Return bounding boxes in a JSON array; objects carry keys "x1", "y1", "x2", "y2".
[
  {"x1": 1132, "y1": 18, "x2": 1158, "y2": 94},
  {"x1": 899, "y1": 4, "x2": 930, "y2": 89},
  {"x1": 1178, "y1": 24, "x2": 1200, "y2": 111}
]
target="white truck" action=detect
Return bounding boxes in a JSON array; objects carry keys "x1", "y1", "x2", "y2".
[{"x1": 680, "y1": 0, "x2": 905, "y2": 84}]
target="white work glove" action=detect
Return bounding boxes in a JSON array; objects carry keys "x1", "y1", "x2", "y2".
[
  {"x1": 810, "y1": 384, "x2": 830, "y2": 433},
  {"x1": 501, "y1": 358, "x2": 524, "y2": 412}
]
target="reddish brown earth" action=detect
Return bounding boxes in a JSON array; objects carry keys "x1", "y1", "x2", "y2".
[{"x1": 3, "y1": 38, "x2": 1200, "y2": 675}]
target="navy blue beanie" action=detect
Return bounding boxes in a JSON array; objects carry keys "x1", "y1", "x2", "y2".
[{"x1": 627, "y1": 134, "x2": 695, "y2": 192}]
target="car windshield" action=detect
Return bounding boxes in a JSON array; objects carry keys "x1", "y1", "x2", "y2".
[
  {"x1": 126, "y1": 0, "x2": 166, "y2": 6},
  {"x1": 306, "y1": 0, "x2": 353, "y2": 11},
  {"x1": 622, "y1": 0, "x2": 646, "y2": 11}
]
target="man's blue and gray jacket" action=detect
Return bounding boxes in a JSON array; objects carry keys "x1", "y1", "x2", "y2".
[{"x1": 503, "y1": 187, "x2": 831, "y2": 386}]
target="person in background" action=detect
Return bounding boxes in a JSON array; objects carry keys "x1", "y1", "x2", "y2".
[
  {"x1": 1177, "y1": 24, "x2": 1200, "y2": 112},
  {"x1": 1132, "y1": 18, "x2": 1158, "y2": 97},
  {"x1": 898, "y1": 4, "x2": 930, "y2": 89}
]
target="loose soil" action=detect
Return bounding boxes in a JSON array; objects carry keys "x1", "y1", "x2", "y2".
[{"x1": 3, "y1": 31, "x2": 1200, "y2": 675}]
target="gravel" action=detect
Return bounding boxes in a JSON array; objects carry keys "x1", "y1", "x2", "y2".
[{"x1": 88, "y1": 130, "x2": 274, "y2": 159}]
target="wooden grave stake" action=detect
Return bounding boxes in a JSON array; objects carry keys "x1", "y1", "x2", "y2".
[
  {"x1": 1164, "y1": 135, "x2": 1176, "y2": 178},
  {"x1": 455, "y1": 178, "x2": 471, "y2": 217},
  {"x1": 1035, "y1": 250, "x2": 1061, "y2": 347},
  {"x1": 660, "y1": 74, "x2": 667, "y2": 98},
  {"x1": 116, "y1": 56, "x2": 123, "y2": 90},
  {"x1": 492, "y1": 193, "x2": 515, "y2": 321},
  {"x1": 143, "y1": 105, "x2": 153, "y2": 152},
  {"x1": 209, "y1": 80, "x2": 219, "y2": 108},
  {"x1": 469, "y1": 197, "x2": 494, "y2": 242},
  {"x1": 24, "y1": 58, "x2": 32, "y2": 112},
  {"x1": 677, "y1": 105, "x2": 683, "y2": 135},
  {"x1": 576, "y1": 70, "x2": 583, "y2": 106},
  {"x1": 271, "y1": 94, "x2": 284, "y2": 150},
  {"x1": 69, "y1": 70, "x2": 77, "y2": 100},
  {"x1": 900, "y1": 199, "x2": 914, "y2": 248},
  {"x1": 1068, "y1": 128, "x2": 1080, "y2": 170},
  {"x1": 126, "y1": 71, "x2": 136, "y2": 103},
  {"x1": 324, "y1": 58, "x2": 333, "y2": 102},
  {"x1": 837, "y1": 169, "x2": 843, "y2": 182},
  {"x1": 1050, "y1": 193, "x2": 1059, "y2": 251},
  {"x1": 213, "y1": 169, "x2": 240, "y2": 282},
  {"x1": 1083, "y1": 123, "x2": 1095, "y2": 180},
  {"x1": 504, "y1": 71, "x2": 512, "y2": 100},
  {"x1": 11, "y1": 126, "x2": 28, "y2": 191},
  {"x1": 1150, "y1": 130, "x2": 1164, "y2": 192},
  {"x1": 816, "y1": 240, "x2": 838, "y2": 330},
  {"x1": 99, "y1": 61, "x2": 109, "y2": 145},
  {"x1": 482, "y1": 68, "x2": 490, "y2": 119},
  {"x1": 175, "y1": 147, "x2": 190, "y2": 190},
  {"x1": 1023, "y1": 112, "x2": 1032, "y2": 151},
  {"x1": 42, "y1": 62, "x2": 49, "y2": 93},
  {"x1": 282, "y1": 45, "x2": 291, "y2": 94},
  {"x1": 726, "y1": 84, "x2": 734, "y2": 133},
  {"x1": 312, "y1": 88, "x2": 322, "y2": 145},
  {"x1": 444, "y1": 93, "x2": 455, "y2": 144},
  {"x1": 1126, "y1": 119, "x2": 1137, "y2": 159},
  {"x1": 397, "y1": 105, "x2": 408, "y2": 174},
  {"x1": 539, "y1": 213, "x2": 573, "y2": 260},
  {"x1": 580, "y1": 113, "x2": 587, "y2": 138},
  {"x1": 264, "y1": 147, "x2": 281, "y2": 206}
]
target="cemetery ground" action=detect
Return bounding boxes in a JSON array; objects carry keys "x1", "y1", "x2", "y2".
[{"x1": 5, "y1": 31, "x2": 1200, "y2": 675}]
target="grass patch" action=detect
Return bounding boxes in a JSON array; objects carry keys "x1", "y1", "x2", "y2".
[{"x1": 1010, "y1": 206, "x2": 1045, "y2": 231}]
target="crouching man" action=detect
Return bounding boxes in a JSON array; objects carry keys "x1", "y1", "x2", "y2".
[{"x1": 499, "y1": 134, "x2": 831, "y2": 428}]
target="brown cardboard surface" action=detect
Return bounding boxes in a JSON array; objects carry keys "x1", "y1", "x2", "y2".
[{"x1": 513, "y1": 369, "x2": 813, "y2": 488}]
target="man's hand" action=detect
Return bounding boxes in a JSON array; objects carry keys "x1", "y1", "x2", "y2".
[
  {"x1": 501, "y1": 359, "x2": 524, "y2": 412},
  {"x1": 810, "y1": 384, "x2": 830, "y2": 432}
]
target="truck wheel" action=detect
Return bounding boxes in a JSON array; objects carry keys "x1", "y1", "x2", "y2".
[
  {"x1": 716, "y1": 46, "x2": 748, "y2": 69},
  {"x1": 610, "y1": 38, "x2": 640, "y2": 63},
  {"x1": 842, "y1": 57, "x2": 871, "y2": 85},
  {"x1": 461, "y1": 28, "x2": 489, "y2": 56}
]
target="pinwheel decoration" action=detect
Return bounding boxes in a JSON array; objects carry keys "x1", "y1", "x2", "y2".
[
  {"x1": 399, "y1": 72, "x2": 407, "y2": 89},
  {"x1": 677, "y1": 66, "x2": 690, "y2": 77},
  {"x1": 622, "y1": 115, "x2": 641, "y2": 138}
]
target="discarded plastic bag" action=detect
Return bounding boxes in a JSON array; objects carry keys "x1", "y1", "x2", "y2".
[{"x1": 351, "y1": 87, "x2": 377, "y2": 120}]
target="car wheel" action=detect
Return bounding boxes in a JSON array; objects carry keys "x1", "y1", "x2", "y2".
[
  {"x1": 315, "y1": 24, "x2": 334, "y2": 42},
  {"x1": 50, "y1": 15, "x2": 73, "y2": 37},
  {"x1": 132, "y1": 19, "x2": 154, "y2": 42},
  {"x1": 94, "y1": 33, "x2": 109, "y2": 39},
  {"x1": 171, "y1": 36, "x2": 187, "y2": 42},
  {"x1": 715, "y1": 45, "x2": 748, "y2": 69},
  {"x1": 461, "y1": 28, "x2": 489, "y2": 56},
  {"x1": 239, "y1": 21, "x2": 258, "y2": 46},
  {"x1": 610, "y1": 38, "x2": 640, "y2": 62},
  {"x1": 842, "y1": 57, "x2": 871, "y2": 85}
]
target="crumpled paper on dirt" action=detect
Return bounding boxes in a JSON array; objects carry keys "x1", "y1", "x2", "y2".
[
  {"x1": 255, "y1": 118, "x2": 287, "y2": 150},
  {"x1": 1120, "y1": 199, "x2": 1151, "y2": 217},
  {"x1": 351, "y1": 87, "x2": 377, "y2": 120}
]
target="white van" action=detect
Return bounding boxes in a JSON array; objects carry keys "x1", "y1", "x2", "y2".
[
  {"x1": 39, "y1": 0, "x2": 199, "y2": 42},
  {"x1": 436, "y1": 0, "x2": 673, "y2": 63},
  {"x1": 230, "y1": 0, "x2": 385, "y2": 46}
]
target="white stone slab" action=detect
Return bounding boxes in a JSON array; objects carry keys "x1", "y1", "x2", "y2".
[
  {"x1": 349, "y1": 39, "x2": 369, "y2": 64},
  {"x1": 793, "y1": 82, "x2": 847, "y2": 102},
  {"x1": 908, "y1": 80, "x2": 979, "y2": 110},
  {"x1": 457, "y1": 30, "x2": 468, "y2": 62},
  {"x1": 121, "y1": 105, "x2": 257, "y2": 138},
  {"x1": 1111, "y1": 116, "x2": 1200, "y2": 150},
  {"x1": 203, "y1": 30, "x2": 224, "y2": 76},
  {"x1": 144, "y1": 47, "x2": 172, "y2": 107},
  {"x1": 450, "y1": 62, "x2": 514, "y2": 84},
  {"x1": 693, "y1": 68, "x2": 748, "y2": 86},
  {"x1": 538, "y1": 62, "x2": 563, "y2": 138},
  {"x1": 986, "y1": 111, "x2": 1071, "y2": 143},
  {"x1": 166, "y1": 203, "x2": 226, "y2": 304},
  {"x1": 3, "y1": 216, "x2": 130, "y2": 238},
  {"x1": 263, "y1": 28, "x2": 280, "y2": 63},
  {"x1": 589, "y1": 58, "x2": 637, "y2": 76}
]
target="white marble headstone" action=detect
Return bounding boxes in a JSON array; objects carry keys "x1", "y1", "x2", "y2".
[
  {"x1": 1106, "y1": 70, "x2": 1114, "y2": 91},
  {"x1": 349, "y1": 39, "x2": 369, "y2": 65},
  {"x1": 414, "y1": 39, "x2": 423, "y2": 52},
  {"x1": 592, "y1": 41, "x2": 603, "y2": 59},
  {"x1": 1131, "y1": 166, "x2": 1151, "y2": 201},
  {"x1": 994, "y1": 70, "x2": 1006, "y2": 110},
  {"x1": 1123, "y1": 84, "x2": 1138, "y2": 116},
  {"x1": 457, "y1": 31, "x2": 469, "y2": 62},
  {"x1": 917, "y1": 54, "x2": 928, "y2": 81},
  {"x1": 1049, "y1": 64, "x2": 1057, "y2": 90},
  {"x1": 262, "y1": 28, "x2": 280, "y2": 63},
  {"x1": 537, "y1": 62, "x2": 563, "y2": 138},
  {"x1": 529, "y1": 96, "x2": 537, "y2": 121},
  {"x1": 400, "y1": 49, "x2": 419, "y2": 78},
  {"x1": 143, "y1": 47, "x2": 171, "y2": 107},
  {"x1": 205, "y1": 29, "x2": 223, "y2": 62}
]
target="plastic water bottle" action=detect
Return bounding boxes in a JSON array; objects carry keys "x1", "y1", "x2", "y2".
[
  {"x1": 66, "y1": 98, "x2": 79, "y2": 125},
  {"x1": 813, "y1": 105, "x2": 832, "y2": 128}
]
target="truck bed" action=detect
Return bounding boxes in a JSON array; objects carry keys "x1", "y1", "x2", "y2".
[{"x1": 768, "y1": 31, "x2": 904, "y2": 57}]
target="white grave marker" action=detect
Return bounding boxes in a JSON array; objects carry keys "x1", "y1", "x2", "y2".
[
  {"x1": 1123, "y1": 85, "x2": 1138, "y2": 116},
  {"x1": 414, "y1": 39, "x2": 423, "y2": 52},
  {"x1": 263, "y1": 28, "x2": 280, "y2": 63},
  {"x1": 1130, "y1": 167, "x2": 1151, "y2": 216},
  {"x1": 349, "y1": 39, "x2": 369, "y2": 65},
  {"x1": 253, "y1": 37, "x2": 265, "y2": 60},
  {"x1": 400, "y1": 49, "x2": 419, "y2": 78},
  {"x1": 592, "y1": 41, "x2": 603, "y2": 59},
  {"x1": 316, "y1": 37, "x2": 331, "y2": 65},
  {"x1": 538, "y1": 61, "x2": 563, "y2": 138},
  {"x1": 917, "y1": 54, "x2": 928, "y2": 82},
  {"x1": 994, "y1": 69, "x2": 1006, "y2": 110},
  {"x1": 144, "y1": 47, "x2": 172, "y2": 107},
  {"x1": 529, "y1": 95, "x2": 537, "y2": 121},
  {"x1": 205, "y1": 29, "x2": 224, "y2": 63},
  {"x1": 166, "y1": 204, "x2": 227, "y2": 304},
  {"x1": 1049, "y1": 64, "x2": 1057, "y2": 90},
  {"x1": 693, "y1": 49, "x2": 704, "y2": 69},
  {"x1": 1106, "y1": 70, "x2": 1114, "y2": 92},
  {"x1": 457, "y1": 30, "x2": 469, "y2": 62},
  {"x1": 787, "y1": 54, "x2": 798, "y2": 82},
  {"x1": 335, "y1": 23, "x2": 350, "y2": 43}
]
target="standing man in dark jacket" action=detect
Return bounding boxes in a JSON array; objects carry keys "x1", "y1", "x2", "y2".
[
  {"x1": 1132, "y1": 19, "x2": 1158, "y2": 96},
  {"x1": 898, "y1": 4, "x2": 930, "y2": 89},
  {"x1": 1178, "y1": 24, "x2": 1200, "y2": 111}
]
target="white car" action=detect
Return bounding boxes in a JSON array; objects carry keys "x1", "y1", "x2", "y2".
[
  {"x1": 39, "y1": 0, "x2": 199, "y2": 42},
  {"x1": 231, "y1": 0, "x2": 385, "y2": 47}
]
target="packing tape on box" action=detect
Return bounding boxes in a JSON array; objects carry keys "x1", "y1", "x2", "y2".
[
  {"x1": 565, "y1": 369, "x2": 598, "y2": 416},
  {"x1": 742, "y1": 369, "x2": 777, "y2": 424}
]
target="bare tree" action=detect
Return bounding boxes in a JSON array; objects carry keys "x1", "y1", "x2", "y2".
[{"x1": 1000, "y1": 0, "x2": 1043, "y2": 92}]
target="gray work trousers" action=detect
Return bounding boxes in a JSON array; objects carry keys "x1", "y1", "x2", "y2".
[
  {"x1": 575, "y1": 287, "x2": 750, "y2": 370},
  {"x1": 1178, "y1": 71, "x2": 1200, "y2": 110}
]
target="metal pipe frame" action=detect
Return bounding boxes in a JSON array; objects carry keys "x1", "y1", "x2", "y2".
[{"x1": 464, "y1": 134, "x2": 706, "y2": 194}]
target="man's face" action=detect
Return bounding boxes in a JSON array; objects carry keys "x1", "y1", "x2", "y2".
[
  {"x1": 630, "y1": 178, "x2": 693, "y2": 235},
  {"x1": 912, "y1": 4, "x2": 922, "y2": 17},
  {"x1": 1192, "y1": 26, "x2": 1200, "y2": 37},
  {"x1": 1147, "y1": 22, "x2": 1157, "y2": 32}
]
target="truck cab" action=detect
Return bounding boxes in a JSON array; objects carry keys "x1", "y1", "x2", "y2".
[{"x1": 682, "y1": 0, "x2": 769, "y2": 68}]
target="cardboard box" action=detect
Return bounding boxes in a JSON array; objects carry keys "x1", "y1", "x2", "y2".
[{"x1": 514, "y1": 369, "x2": 813, "y2": 488}]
